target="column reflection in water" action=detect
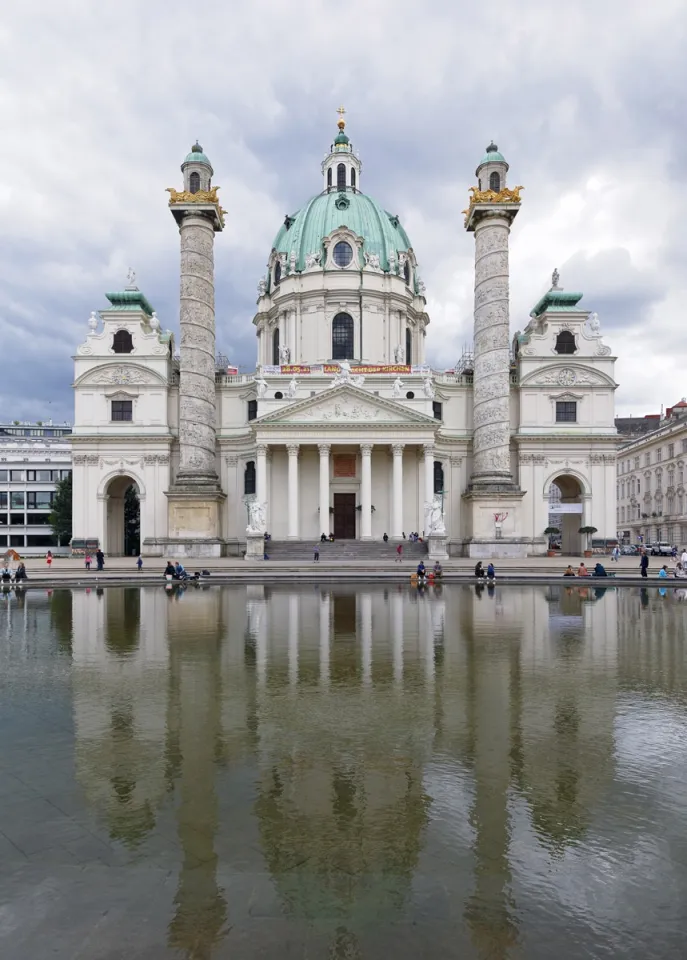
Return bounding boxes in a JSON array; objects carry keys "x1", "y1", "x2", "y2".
[
  {"x1": 391, "y1": 590, "x2": 404, "y2": 685},
  {"x1": 319, "y1": 592, "x2": 330, "y2": 687},
  {"x1": 288, "y1": 594, "x2": 299, "y2": 687},
  {"x1": 359, "y1": 592, "x2": 372, "y2": 686}
]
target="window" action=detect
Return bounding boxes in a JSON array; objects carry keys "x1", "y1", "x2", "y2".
[
  {"x1": 112, "y1": 329, "x2": 134, "y2": 354},
  {"x1": 337, "y1": 163, "x2": 346, "y2": 191},
  {"x1": 244, "y1": 461, "x2": 256, "y2": 496},
  {"x1": 433, "y1": 401, "x2": 443, "y2": 420},
  {"x1": 351, "y1": 168, "x2": 356, "y2": 190},
  {"x1": 489, "y1": 171, "x2": 501, "y2": 192},
  {"x1": 0, "y1": 492, "x2": 6, "y2": 507},
  {"x1": 405, "y1": 327, "x2": 412, "y2": 365},
  {"x1": 683, "y1": 439, "x2": 687, "y2": 454},
  {"x1": 403, "y1": 259, "x2": 411, "y2": 285},
  {"x1": 10, "y1": 492, "x2": 24, "y2": 509},
  {"x1": 10, "y1": 471, "x2": 24, "y2": 481},
  {"x1": 27, "y1": 491, "x2": 53, "y2": 509},
  {"x1": 554, "y1": 331, "x2": 576, "y2": 354},
  {"x1": 333, "y1": 241, "x2": 353, "y2": 267},
  {"x1": 27, "y1": 470, "x2": 54, "y2": 482},
  {"x1": 645, "y1": 453, "x2": 651, "y2": 466},
  {"x1": 111, "y1": 400, "x2": 133, "y2": 422},
  {"x1": 26, "y1": 513, "x2": 51, "y2": 525},
  {"x1": 27, "y1": 534, "x2": 57, "y2": 547},
  {"x1": 656, "y1": 448, "x2": 662, "y2": 462},
  {"x1": 0, "y1": 470, "x2": 6, "y2": 482},
  {"x1": 332, "y1": 313, "x2": 354, "y2": 360},
  {"x1": 189, "y1": 171, "x2": 200, "y2": 194},
  {"x1": 327, "y1": 167, "x2": 332, "y2": 189},
  {"x1": 272, "y1": 328, "x2": 280, "y2": 365},
  {"x1": 61, "y1": 470, "x2": 71, "y2": 480},
  {"x1": 656, "y1": 473, "x2": 662, "y2": 491},
  {"x1": 680, "y1": 470, "x2": 684, "y2": 485},
  {"x1": 274, "y1": 259, "x2": 281, "y2": 287},
  {"x1": 274, "y1": 391, "x2": 283, "y2": 400},
  {"x1": 10, "y1": 513, "x2": 24, "y2": 525},
  {"x1": 10, "y1": 535, "x2": 25, "y2": 547},
  {"x1": 668, "y1": 443, "x2": 674, "y2": 459},
  {"x1": 635, "y1": 457, "x2": 640, "y2": 470},
  {"x1": 556, "y1": 401, "x2": 577, "y2": 422},
  {"x1": 406, "y1": 391, "x2": 415, "y2": 399},
  {"x1": 433, "y1": 460, "x2": 444, "y2": 495},
  {"x1": 247, "y1": 399, "x2": 257, "y2": 421}
]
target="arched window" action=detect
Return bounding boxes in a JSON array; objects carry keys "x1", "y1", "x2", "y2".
[
  {"x1": 327, "y1": 167, "x2": 332, "y2": 189},
  {"x1": 272, "y1": 328, "x2": 280, "y2": 365},
  {"x1": 403, "y1": 259, "x2": 411, "y2": 285},
  {"x1": 337, "y1": 163, "x2": 346, "y2": 192},
  {"x1": 112, "y1": 329, "x2": 134, "y2": 354},
  {"x1": 244, "y1": 461, "x2": 256, "y2": 496},
  {"x1": 555, "y1": 331, "x2": 576, "y2": 354},
  {"x1": 189, "y1": 171, "x2": 200, "y2": 194},
  {"x1": 332, "y1": 313, "x2": 354, "y2": 360},
  {"x1": 351, "y1": 168, "x2": 356, "y2": 190},
  {"x1": 333, "y1": 241, "x2": 353, "y2": 267},
  {"x1": 274, "y1": 259, "x2": 281, "y2": 287},
  {"x1": 434, "y1": 461, "x2": 444, "y2": 495},
  {"x1": 489, "y1": 171, "x2": 501, "y2": 192},
  {"x1": 405, "y1": 327, "x2": 412, "y2": 365}
]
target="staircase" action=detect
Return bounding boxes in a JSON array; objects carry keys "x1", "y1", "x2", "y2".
[{"x1": 262, "y1": 539, "x2": 429, "y2": 561}]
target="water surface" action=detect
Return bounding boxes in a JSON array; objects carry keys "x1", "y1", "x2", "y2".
[{"x1": 1, "y1": 583, "x2": 686, "y2": 958}]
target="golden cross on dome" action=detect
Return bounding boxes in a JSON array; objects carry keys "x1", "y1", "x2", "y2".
[{"x1": 337, "y1": 104, "x2": 346, "y2": 128}]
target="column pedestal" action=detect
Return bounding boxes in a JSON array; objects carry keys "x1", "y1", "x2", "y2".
[
  {"x1": 462, "y1": 489, "x2": 527, "y2": 558},
  {"x1": 244, "y1": 531, "x2": 266, "y2": 561}
]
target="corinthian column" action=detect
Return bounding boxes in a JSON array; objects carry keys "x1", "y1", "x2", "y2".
[{"x1": 177, "y1": 214, "x2": 219, "y2": 485}]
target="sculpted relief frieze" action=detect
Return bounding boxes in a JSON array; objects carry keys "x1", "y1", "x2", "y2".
[
  {"x1": 87, "y1": 366, "x2": 158, "y2": 385},
  {"x1": 528, "y1": 367, "x2": 607, "y2": 387},
  {"x1": 299, "y1": 402, "x2": 395, "y2": 423}
]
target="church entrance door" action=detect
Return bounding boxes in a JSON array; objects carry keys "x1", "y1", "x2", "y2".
[{"x1": 333, "y1": 493, "x2": 356, "y2": 540}]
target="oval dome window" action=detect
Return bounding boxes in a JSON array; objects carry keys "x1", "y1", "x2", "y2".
[{"x1": 333, "y1": 241, "x2": 353, "y2": 267}]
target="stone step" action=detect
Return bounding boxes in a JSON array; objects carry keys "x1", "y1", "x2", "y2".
[{"x1": 262, "y1": 539, "x2": 429, "y2": 560}]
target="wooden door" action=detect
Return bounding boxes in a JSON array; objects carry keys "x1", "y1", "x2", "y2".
[{"x1": 333, "y1": 493, "x2": 356, "y2": 539}]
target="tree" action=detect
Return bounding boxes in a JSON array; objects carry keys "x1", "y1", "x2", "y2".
[
  {"x1": 578, "y1": 525, "x2": 598, "y2": 552},
  {"x1": 49, "y1": 473, "x2": 72, "y2": 546},
  {"x1": 124, "y1": 484, "x2": 140, "y2": 556}
]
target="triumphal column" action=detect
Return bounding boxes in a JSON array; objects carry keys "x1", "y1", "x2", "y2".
[
  {"x1": 463, "y1": 142, "x2": 526, "y2": 558},
  {"x1": 165, "y1": 142, "x2": 226, "y2": 557}
]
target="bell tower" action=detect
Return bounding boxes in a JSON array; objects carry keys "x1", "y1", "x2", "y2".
[{"x1": 321, "y1": 107, "x2": 362, "y2": 193}]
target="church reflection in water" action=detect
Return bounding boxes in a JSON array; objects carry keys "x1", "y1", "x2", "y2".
[{"x1": 63, "y1": 582, "x2": 624, "y2": 958}]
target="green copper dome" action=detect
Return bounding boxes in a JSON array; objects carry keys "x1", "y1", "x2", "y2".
[
  {"x1": 476, "y1": 141, "x2": 508, "y2": 172},
  {"x1": 182, "y1": 141, "x2": 212, "y2": 167},
  {"x1": 271, "y1": 190, "x2": 413, "y2": 275}
]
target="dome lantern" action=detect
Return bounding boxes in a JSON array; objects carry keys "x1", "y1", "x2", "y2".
[
  {"x1": 321, "y1": 106, "x2": 361, "y2": 194},
  {"x1": 475, "y1": 141, "x2": 509, "y2": 192},
  {"x1": 181, "y1": 140, "x2": 214, "y2": 194}
]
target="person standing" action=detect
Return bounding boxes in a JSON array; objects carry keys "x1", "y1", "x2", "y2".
[
  {"x1": 640, "y1": 550, "x2": 649, "y2": 579},
  {"x1": 46, "y1": 550, "x2": 53, "y2": 570},
  {"x1": 313, "y1": 544, "x2": 319, "y2": 562},
  {"x1": 396, "y1": 543, "x2": 403, "y2": 562},
  {"x1": 611, "y1": 545, "x2": 620, "y2": 562},
  {"x1": 96, "y1": 549, "x2": 105, "y2": 571},
  {"x1": 136, "y1": 555, "x2": 143, "y2": 572},
  {"x1": 681, "y1": 547, "x2": 687, "y2": 569},
  {"x1": 84, "y1": 553, "x2": 92, "y2": 571}
]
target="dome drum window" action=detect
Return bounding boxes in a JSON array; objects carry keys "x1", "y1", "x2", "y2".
[
  {"x1": 333, "y1": 241, "x2": 353, "y2": 268},
  {"x1": 337, "y1": 163, "x2": 346, "y2": 192},
  {"x1": 489, "y1": 171, "x2": 501, "y2": 192},
  {"x1": 189, "y1": 172, "x2": 200, "y2": 194},
  {"x1": 332, "y1": 313, "x2": 354, "y2": 360}
]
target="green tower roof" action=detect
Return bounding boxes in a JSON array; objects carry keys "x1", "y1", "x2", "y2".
[
  {"x1": 271, "y1": 190, "x2": 414, "y2": 277},
  {"x1": 476, "y1": 141, "x2": 508, "y2": 172},
  {"x1": 182, "y1": 141, "x2": 212, "y2": 167}
]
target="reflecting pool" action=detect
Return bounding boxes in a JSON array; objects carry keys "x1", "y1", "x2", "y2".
[{"x1": 1, "y1": 583, "x2": 686, "y2": 958}]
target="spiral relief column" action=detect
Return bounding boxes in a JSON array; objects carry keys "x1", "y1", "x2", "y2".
[{"x1": 164, "y1": 142, "x2": 226, "y2": 556}]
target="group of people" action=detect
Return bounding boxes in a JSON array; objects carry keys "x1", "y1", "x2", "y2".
[
  {"x1": 414, "y1": 560, "x2": 443, "y2": 582},
  {"x1": 563, "y1": 562, "x2": 609, "y2": 577},
  {"x1": 83, "y1": 549, "x2": 106, "y2": 571},
  {"x1": 0, "y1": 562, "x2": 28, "y2": 584},
  {"x1": 163, "y1": 561, "x2": 193, "y2": 581},
  {"x1": 639, "y1": 547, "x2": 687, "y2": 579},
  {"x1": 474, "y1": 561, "x2": 496, "y2": 582}
]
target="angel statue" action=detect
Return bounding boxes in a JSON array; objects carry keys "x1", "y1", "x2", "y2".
[
  {"x1": 278, "y1": 344, "x2": 291, "y2": 364},
  {"x1": 246, "y1": 500, "x2": 266, "y2": 534},
  {"x1": 551, "y1": 268, "x2": 560, "y2": 289},
  {"x1": 587, "y1": 311, "x2": 601, "y2": 335},
  {"x1": 287, "y1": 377, "x2": 298, "y2": 398},
  {"x1": 255, "y1": 377, "x2": 268, "y2": 398},
  {"x1": 422, "y1": 377, "x2": 435, "y2": 399},
  {"x1": 126, "y1": 268, "x2": 136, "y2": 287},
  {"x1": 393, "y1": 343, "x2": 405, "y2": 364},
  {"x1": 392, "y1": 377, "x2": 404, "y2": 398},
  {"x1": 425, "y1": 495, "x2": 446, "y2": 535}
]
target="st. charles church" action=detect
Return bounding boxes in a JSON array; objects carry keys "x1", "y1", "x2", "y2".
[{"x1": 71, "y1": 112, "x2": 618, "y2": 558}]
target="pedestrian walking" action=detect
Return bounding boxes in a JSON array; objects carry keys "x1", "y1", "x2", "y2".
[
  {"x1": 136, "y1": 555, "x2": 143, "y2": 572},
  {"x1": 313, "y1": 544, "x2": 319, "y2": 562},
  {"x1": 611, "y1": 545, "x2": 620, "y2": 562},
  {"x1": 640, "y1": 550, "x2": 649, "y2": 579},
  {"x1": 84, "y1": 553, "x2": 92, "y2": 571},
  {"x1": 396, "y1": 543, "x2": 403, "y2": 562},
  {"x1": 46, "y1": 550, "x2": 53, "y2": 570},
  {"x1": 681, "y1": 548, "x2": 687, "y2": 569}
]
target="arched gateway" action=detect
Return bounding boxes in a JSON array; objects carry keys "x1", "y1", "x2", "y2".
[{"x1": 104, "y1": 475, "x2": 141, "y2": 557}]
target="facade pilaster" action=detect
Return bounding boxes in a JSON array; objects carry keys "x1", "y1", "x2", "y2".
[
  {"x1": 318, "y1": 443, "x2": 331, "y2": 538},
  {"x1": 256, "y1": 444, "x2": 268, "y2": 531},
  {"x1": 392, "y1": 443, "x2": 405, "y2": 538},
  {"x1": 360, "y1": 443, "x2": 373, "y2": 539},
  {"x1": 287, "y1": 444, "x2": 300, "y2": 539},
  {"x1": 423, "y1": 442, "x2": 434, "y2": 513}
]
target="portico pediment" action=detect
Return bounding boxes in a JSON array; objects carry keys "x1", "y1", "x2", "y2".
[{"x1": 255, "y1": 384, "x2": 437, "y2": 427}]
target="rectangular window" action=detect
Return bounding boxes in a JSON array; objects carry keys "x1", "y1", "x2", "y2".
[
  {"x1": 9, "y1": 470, "x2": 24, "y2": 482},
  {"x1": 0, "y1": 492, "x2": 6, "y2": 508},
  {"x1": 555, "y1": 401, "x2": 577, "y2": 422},
  {"x1": 645, "y1": 453, "x2": 651, "y2": 467},
  {"x1": 668, "y1": 443, "x2": 674, "y2": 459},
  {"x1": 247, "y1": 399, "x2": 258, "y2": 421},
  {"x1": 0, "y1": 534, "x2": 6, "y2": 546},
  {"x1": 0, "y1": 470, "x2": 7, "y2": 482},
  {"x1": 27, "y1": 491, "x2": 53, "y2": 509},
  {"x1": 432, "y1": 401, "x2": 443, "y2": 420},
  {"x1": 60, "y1": 470, "x2": 72, "y2": 480},
  {"x1": 26, "y1": 513, "x2": 51, "y2": 525},
  {"x1": 27, "y1": 470, "x2": 36, "y2": 481},
  {"x1": 111, "y1": 400, "x2": 133, "y2": 422},
  {"x1": 10, "y1": 535, "x2": 25, "y2": 547},
  {"x1": 26, "y1": 534, "x2": 57, "y2": 547},
  {"x1": 10, "y1": 492, "x2": 24, "y2": 509},
  {"x1": 0, "y1": 513, "x2": 7, "y2": 525},
  {"x1": 635, "y1": 457, "x2": 640, "y2": 470},
  {"x1": 10, "y1": 513, "x2": 25, "y2": 525},
  {"x1": 683, "y1": 440, "x2": 687, "y2": 454},
  {"x1": 656, "y1": 448, "x2": 662, "y2": 462}
]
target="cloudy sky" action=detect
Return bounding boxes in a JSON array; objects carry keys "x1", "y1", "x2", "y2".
[{"x1": 1, "y1": 0, "x2": 685, "y2": 424}]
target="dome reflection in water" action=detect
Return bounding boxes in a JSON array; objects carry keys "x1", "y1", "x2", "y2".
[{"x1": 1, "y1": 583, "x2": 686, "y2": 959}]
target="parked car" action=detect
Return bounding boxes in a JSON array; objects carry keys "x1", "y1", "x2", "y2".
[
  {"x1": 621, "y1": 544, "x2": 639, "y2": 555},
  {"x1": 650, "y1": 542, "x2": 673, "y2": 556}
]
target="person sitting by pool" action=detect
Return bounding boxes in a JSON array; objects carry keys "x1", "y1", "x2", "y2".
[
  {"x1": 14, "y1": 562, "x2": 27, "y2": 582},
  {"x1": 175, "y1": 561, "x2": 190, "y2": 581},
  {"x1": 577, "y1": 562, "x2": 589, "y2": 577},
  {"x1": 592, "y1": 562, "x2": 608, "y2": 577},
  {"x1": 432, "y1": 560, "x2": 443, "y2": 579},
  {"x1": 383, "y1": 532, "x2": 389, "y2": 542},
  {"x1": 163, "y1": 561, "x2": 176, "y2": 580},
  {"x1": 658, "y1": 565, "x2": 670, "y2": 579},
  {"x1": 416, "y1": 560, "x2": 426, "y2": 581},
  {"x1": 328, "y1": 532, "x2": 335, "y2": 542},
  {"x1": 474, "y1": 561, "x2": 485, "y2": 580},
  {"x1": 1, "y1": 565, "x2": 13, "y2": 583},
  {"x1": 486, "y1": 562, "x2": 496, "y2": 582},
  {"x1": 674, "y1": 562, "x2": 687, "y2": 579},
  {"x1": 563, "y1": 565, "x2": 575, "y2": 577}
]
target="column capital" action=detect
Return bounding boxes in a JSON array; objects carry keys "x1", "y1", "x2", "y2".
[
  {"x1": 360, "y1": 443, "x2": 374, "y2": 456},
  {"x1": 256, "y1": 443, "x2": 269, "y2": 456},
  {"x1": 423, "y1": 443, "x2": 435, "y2": 455},
  {"x1": 392, "y1": 443, "x2": 405, "y2": 456},
  {"x1": 318, "y1": 443, "x2": 331, "y2": 456},
  {"x1": 287, "y1": 443, "x2": 300, "y2": 457}
]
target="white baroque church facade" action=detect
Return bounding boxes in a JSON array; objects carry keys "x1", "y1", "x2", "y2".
[{"x1": 71, "y1": 117, "x2": 618, "y2": 558}]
